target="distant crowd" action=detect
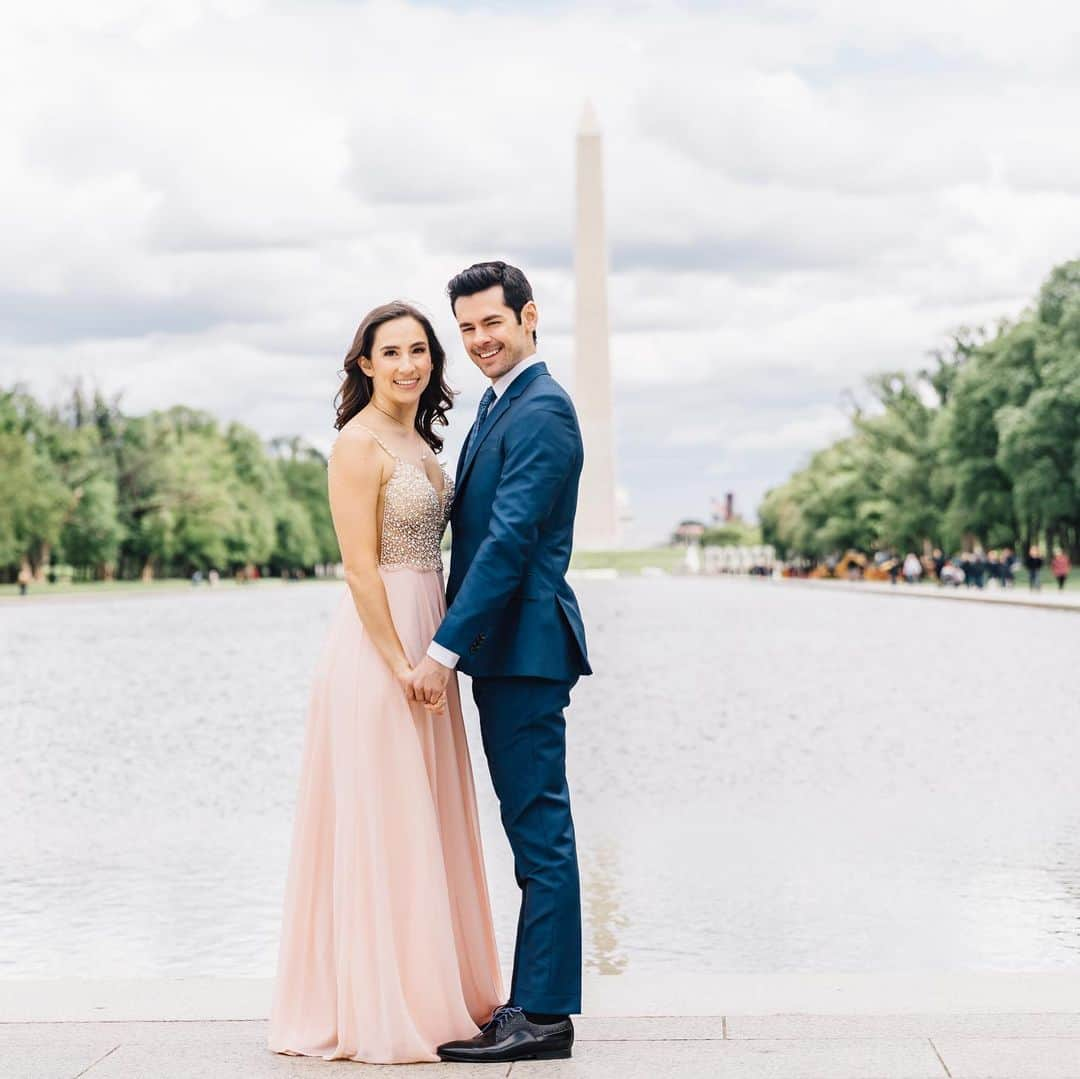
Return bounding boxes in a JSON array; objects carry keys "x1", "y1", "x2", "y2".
[{"x1": 877, "y1": 545, "x2": 1072, "y2": 591}]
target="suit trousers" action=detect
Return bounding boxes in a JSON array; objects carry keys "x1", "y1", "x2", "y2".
[{"x1": 471, "y1": 674, "x2": 582, "y2": 1015}]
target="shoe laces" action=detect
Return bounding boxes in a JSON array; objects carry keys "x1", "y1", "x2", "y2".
[{"x1": 482, "y1": 1004, "x2": 523, "y2": 1034}]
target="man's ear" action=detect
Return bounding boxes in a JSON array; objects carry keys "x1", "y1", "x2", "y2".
[{"x1": 522, "y1": 300, "x2": 538, "y2": 333}]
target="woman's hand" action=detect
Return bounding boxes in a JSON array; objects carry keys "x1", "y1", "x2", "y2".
[
  {"x1": 394, "y1": 662, "x2": 415, "y2": 697},
  {"x1": 395, "y1": 662, "x2": 447, "y2": 715}
]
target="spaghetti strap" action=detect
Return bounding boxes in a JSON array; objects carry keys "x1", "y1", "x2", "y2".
[{"x1": 354, "y1": 424, "x2": 398, "y2": 460}]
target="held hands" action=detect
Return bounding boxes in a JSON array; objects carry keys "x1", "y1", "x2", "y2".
[
  {"x1": 394, "y1": 657, "x2": 450, "y2": 715},
  {"x1": 394, "y1": 663, "x2": 444, "y2": 715},
  {"x1": 404, "y1": 654, "x2": 452, "y2": 716}
]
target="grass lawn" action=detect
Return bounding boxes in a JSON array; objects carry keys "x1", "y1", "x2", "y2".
[
  {"x1": 0, "y1": 576, "x2": 336, "y2": 602},
  {"x1": 824, "y1": 566, "x2": 1080, "y2": 594},
  {"x1": 569, "y1": 547, "x2": 685, "y2": 574},
  {"x1": 1029, "y1": 566, "x2": 1080, "y2": 592},
  {"x1": 5, "y1": 557, "x2": 1074, "y2": 600},
  {"x1": 920, "y1": 566, "x2": 1080, "y2": 592},
  {"x1": 3, "y1": 547, "x2": 688, "y2": 600}
]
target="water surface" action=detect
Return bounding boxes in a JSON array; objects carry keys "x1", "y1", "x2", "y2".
[{"x1": 3, "y1": 577, "x2": 1077, "y2": 977}]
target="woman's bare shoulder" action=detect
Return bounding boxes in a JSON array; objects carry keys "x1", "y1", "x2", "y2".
[{"x1": 330, "y1": 424, "x2": 389, "y2": 480}]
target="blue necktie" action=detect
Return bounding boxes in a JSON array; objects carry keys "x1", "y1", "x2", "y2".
[
  {"x1": 475, "y1": 386, "x2": 496, "y2": 428},
  {"x1": 466, "y1": 387, "x2": 496, "y2": 456}
]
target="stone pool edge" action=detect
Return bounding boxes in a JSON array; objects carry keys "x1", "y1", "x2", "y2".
[{"x1": 5, "y1": 972, "x2": 1080, "y2": 1023}]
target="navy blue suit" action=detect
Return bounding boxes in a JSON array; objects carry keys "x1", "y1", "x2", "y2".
[{"x1": 433, "y1": 360, "x2": 590, "y2": 1015}]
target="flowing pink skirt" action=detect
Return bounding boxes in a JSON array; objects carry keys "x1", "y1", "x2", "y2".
[{"x1": 268, "y1": 566, "x2": 504, "y2": 1063}]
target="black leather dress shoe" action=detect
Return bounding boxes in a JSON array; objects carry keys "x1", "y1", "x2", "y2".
[{"x1": 437, "y1": 1005, "x2": 574, "y2": 1063}]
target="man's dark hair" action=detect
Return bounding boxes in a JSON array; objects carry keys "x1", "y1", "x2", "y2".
[{"x1": 447, "y1": 260, "x2": 538, "y2": 344}]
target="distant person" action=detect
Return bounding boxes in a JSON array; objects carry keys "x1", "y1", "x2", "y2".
[
  {"x1": 902, "y1": 551, "x2": 922, "y2": 584},
  {"x1": 1001, "y1": 547, "x2": 1016, "y2": 588},
  {"x1": 17, "y1": 565, "x2": 31, "y2": 596},
  {"x1": 959, "y1": 551, "x2": 973, "y2": 588},
  {"x1": 986, "y1": 549, "x2": 1001, "y2": 588},
  {"x1": 941, "y1": 559, "x2": 964, "y2": 586},
  {"x1": 1026, "y1": 545, "x2": 1044, "y2": 591},
  {"x1": 970, "y1": 546, "x2": 987, "y2": 589},
  {"x1": 932, "y1": 547, "x2": 945, "y2": 584},
  {"x1": 191, "y1": 570, "x2": 203, "y2": 587},
  {"x1": 1051, "y1": 549, "x2": 1071, "y2": 590},
  {"x1": 208, "y1": 569, "x2": 220, "y2": 586},
  {"x1": 887, "y1": 552, "x2": 901, "y2": 585}
]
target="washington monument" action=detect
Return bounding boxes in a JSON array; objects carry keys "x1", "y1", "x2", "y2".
[{"x1": 573, "y1": 101, "x2": 620, "y2": 550}]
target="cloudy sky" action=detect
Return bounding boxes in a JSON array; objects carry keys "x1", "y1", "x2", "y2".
[{"x1": 4, "y1": 0, "x2": 1080, "y2": 544}]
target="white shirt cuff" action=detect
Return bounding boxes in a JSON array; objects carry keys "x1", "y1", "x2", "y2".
[{"x1": 426, "y1": 640, "x2": 460, "y2": 669}]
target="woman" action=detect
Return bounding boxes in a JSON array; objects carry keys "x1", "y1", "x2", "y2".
[
  {"x1": 268, "y1": 302, "x2": 504, "y2": 1063},
  {"x1": 1051, "y1": 548, "x2": 1071, "y2": 591}
]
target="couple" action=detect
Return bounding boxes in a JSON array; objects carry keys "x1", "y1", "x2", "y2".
[{"x1": 267, "y1": 261, "x2": 592, "y2": 1065}]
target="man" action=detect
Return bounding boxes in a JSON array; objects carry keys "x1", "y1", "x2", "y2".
[{"x1": 407, "y1": 261, "x2": 592, "y2": 1064}]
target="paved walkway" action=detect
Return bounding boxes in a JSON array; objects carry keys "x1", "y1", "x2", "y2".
[
  {"x1": 6, "y1": 977, "x2": 1080, "y2": 1078},
  {"x1": 9, "y1": 1013, "x2": 1080, "y2": 1077},
  {"x1": 773, "y1": 575, "x2": 1080, "y2": 613}
]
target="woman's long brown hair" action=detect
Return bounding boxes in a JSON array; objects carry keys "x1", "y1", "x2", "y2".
[{"x1": 334, "y1": 301, "x2": 455, "y2": 453}]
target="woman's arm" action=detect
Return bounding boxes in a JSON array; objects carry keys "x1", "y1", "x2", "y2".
[{"x1": 327, "y1": 429, "x2": 414, "y2": 690}]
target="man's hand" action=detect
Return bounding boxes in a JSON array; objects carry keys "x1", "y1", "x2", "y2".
[{"x1": 407, "y1": 655, "x2": 451, "y2": 715}]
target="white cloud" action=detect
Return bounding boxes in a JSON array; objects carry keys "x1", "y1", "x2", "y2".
[
  {"x1": 3, "y1": 0, "x2": 1080, "y2": 543},
  {"x1": 725, "y1": 409, "x2": 853, "y2": 453}
]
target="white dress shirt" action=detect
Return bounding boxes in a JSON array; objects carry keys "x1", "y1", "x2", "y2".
[{"x1": 426, "y1": 353, "x2": 544, "y2": 670}]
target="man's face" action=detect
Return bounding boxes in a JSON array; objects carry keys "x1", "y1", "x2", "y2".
[{"x1": 453, "y1": 285, "x2": 537, "y2": 380}]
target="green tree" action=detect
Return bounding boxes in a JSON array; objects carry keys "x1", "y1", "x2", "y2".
[
  {"x1": 117, "y1": 408, "x2": 241, "y2": 577},
  {"x1": 934, "y1": 320, "x2": 1035, "y2": 548},
  {"x1": 701, "y1": 520, "x2": 762, "y2": 547},
  {"x1": 760, "y1": 435, "x2": 885, "y2": 559},
  {"x1": 0, "y1": 388, "x2": 73, "y2": 574},
  {"x1": 0, "y1": 386, "x2": 346, "y2": 580},
  {"x1": 760, "y1": 257, "x2": 1080, "y2": 563},
  {"x1": 0, "y1": 430, "x2": 70, "y2": 573},
  {"x1": 223, "y1": 422, "x2": 280, "y2": 569},
  {"x1": 993, "y1": 274, "x2": 1080, "y2": 557},
  {"x1": 271, "y1": 437, "x2": 338, "y2": 565},
  {"x1": 855, "y1": 372, "x2": 943, "y2": 551},
  {"x1": 273, "y1": 498, "x2": 320, "y2": 570},
  {"x1": 60, "y1": 474, "x2": 124, "y2": 574}
]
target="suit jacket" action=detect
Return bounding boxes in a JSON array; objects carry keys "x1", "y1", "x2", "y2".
[{"x1": 433, "y1": 361, "x2": 592, "y2": 681}]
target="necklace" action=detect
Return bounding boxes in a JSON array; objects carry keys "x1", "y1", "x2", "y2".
[
  {"x1": 369, "y1": 402, "x2": 431, "y2": 460},
  {"x1": 371, "y1": 401, "x2": 411, "y2": 428}
]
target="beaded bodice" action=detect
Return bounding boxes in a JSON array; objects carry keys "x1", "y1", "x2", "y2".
[
  {"x1": 334, "y1": 425, "x2": 453, "y2": 572},
  {"x1": 379, "y1": 455, "x2": 454, "y2": 571}
]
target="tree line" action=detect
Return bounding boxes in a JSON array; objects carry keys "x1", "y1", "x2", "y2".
[
  {"x1": 0, "y1": 387, "x2": 340, "y2": 581},
  {"x1": 759, "y1": 258, "x2": 1080, "y2": 563}
]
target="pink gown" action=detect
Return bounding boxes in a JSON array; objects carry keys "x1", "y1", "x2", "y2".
[{"x1": 268, "y1": 427, "x2": 504, "y2": 1063}]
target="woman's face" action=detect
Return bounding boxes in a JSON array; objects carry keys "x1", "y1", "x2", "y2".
[{"x1": 360, "y1": 316, "x2": 433, "y2": 405}]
